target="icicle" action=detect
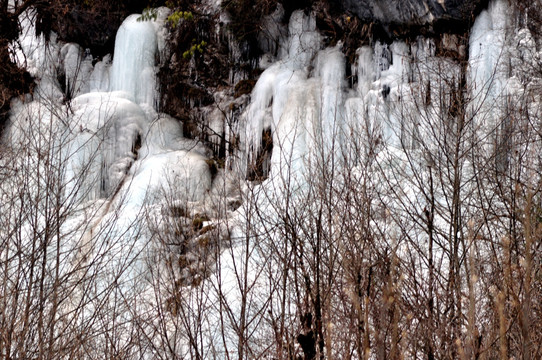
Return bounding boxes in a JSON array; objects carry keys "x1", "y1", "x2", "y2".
[
  {"x1": 374, "y1": 41, "x2": 391, "y2": 79},
  {"x1": 258, "y1": 4, "x2": 286, "y2": 56},
  {"x1": 61, "y1": 43, "x2": 93, "y2": 97},
  {"x1": 357, "y1": 46, "x2": 375, "y2": 96},
  {"x1": 89, "y1": 55, "x2": 112, "y2": 92},
  {"x1": 469, "y1": 0, "x2": 510, "y2": 140},
  {"x1": 286, "y1": 10, "x2": 321, "y2": 69}
]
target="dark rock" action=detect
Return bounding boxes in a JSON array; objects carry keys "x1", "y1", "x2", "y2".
[
  {"x1": 192, "y1": 214, "x2": 209, "y2": 232},
  {"x1": 52, "y1": 6, "x2": 122, "y2": 56},
  {"x1": 42, "y1": 0, "x2": 162, "y2": 57},
  {"x1": 309, "y1": 0, "x2": 489, "y2": 42},
  {"x1": 234, "y1": 79, "x2": 256, "y2": 97},
  {"x1": 338, "y1": 0, "x2": 486, "y2": 26}
]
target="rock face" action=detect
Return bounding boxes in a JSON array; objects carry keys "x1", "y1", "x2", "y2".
[
  {"x1": 37, "y1": 0, "x2": 157, "y2": 57},
  {"x1": 340, "y1": 0, "x2": 486, "y2": 25},
  {"x1": 52, "y1": 6, "x2": 124, "y2": 56}
]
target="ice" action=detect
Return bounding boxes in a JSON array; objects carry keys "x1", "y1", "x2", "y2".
[
  {"x1": 109, "y1": 14, "x2": 159, "y2": 106},
  {"x1": 270, "y1": 78, "x2": 318, "y2": 177},
  {"x1": 286, "y1": 10, "x2": 321, "y2": 68},
  {"x1": 4, "y1": 0, "x2": 532, "y2": 356},
  {"x1": 315, "y1": 46, "x2": 346, "y2": 155},
  {"x1": 241, "y1": 10, "x2": 324, "y2": 176},
  {"x1": 62, "y1": 93, "x2": 143, "y2": 201},
  {"x1": 34, "y1": 75, "x2": 64, "y2": 102},
  {"x1": 469, "y1": 0, "x2": 510, "y2": 139},
  {"x1": 374, "y1": 41, "x2": 391, "y2": 79},
  {"x1": 243, "y1": 64, "x2": 286, "y2": 161},
  {"x1": 7, "y1": 0, "x2": 16, "y2": 12},
  {"x1": 89, "y1": 54, "x2": 112, "y2": 92},
  {"x1": 142, "y1": 114, "x2": 184, "y2": 154},
  {"x1": 150, "y1": 7, "x2": 172, "y2": 59},
  {"x1": 258, "y1": 4, "x2": 287, "y2": 56},
  {"x1": 61, "y1": 43, "x2": 93, "y2": 97},
  {"x1": 356, "y1": 46, "x2": 375, "y2": 95},
  {"x1": 512, "y1": 28, "x2": 537, "y2": 81},
  {"x1": 7, "y1": 5, "x2": 212, "y2": 270},
  {"x1": 14, "y1": 10, "x2": 59, "y2": 77},
  {"x1": 243, "y1": 13, "x2": 412, "y2": 182},
  {"x1": 51, "y1": 10, "x2": 208, "y2": 210},
  {"x1": 387, "y1": 41, "x2": 409, "y2": 83},
  {"x1": 122, "y1": 150, "x2": 211, "y2": 209},
  {"x1": 61, "y1": 91, "x2": 212, "y2": 211}
]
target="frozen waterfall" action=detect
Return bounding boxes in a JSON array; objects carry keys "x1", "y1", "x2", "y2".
[
  {"x1": 3, "y1": 0, "x2": 535, "y2": 357},
  {"x1": 241, "y1": 0, "x2": 514, "y2": 190},
  {"x1": 3, "y1": 7, "x2": 213, "y2": 336},
  {"x1": 109, "y1": 14, "x2": 159, "y2": 106}
]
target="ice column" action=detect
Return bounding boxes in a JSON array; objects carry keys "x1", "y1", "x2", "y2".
[{"x1": 109, "y1": 14, "x2": 158, "y2": 106}]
